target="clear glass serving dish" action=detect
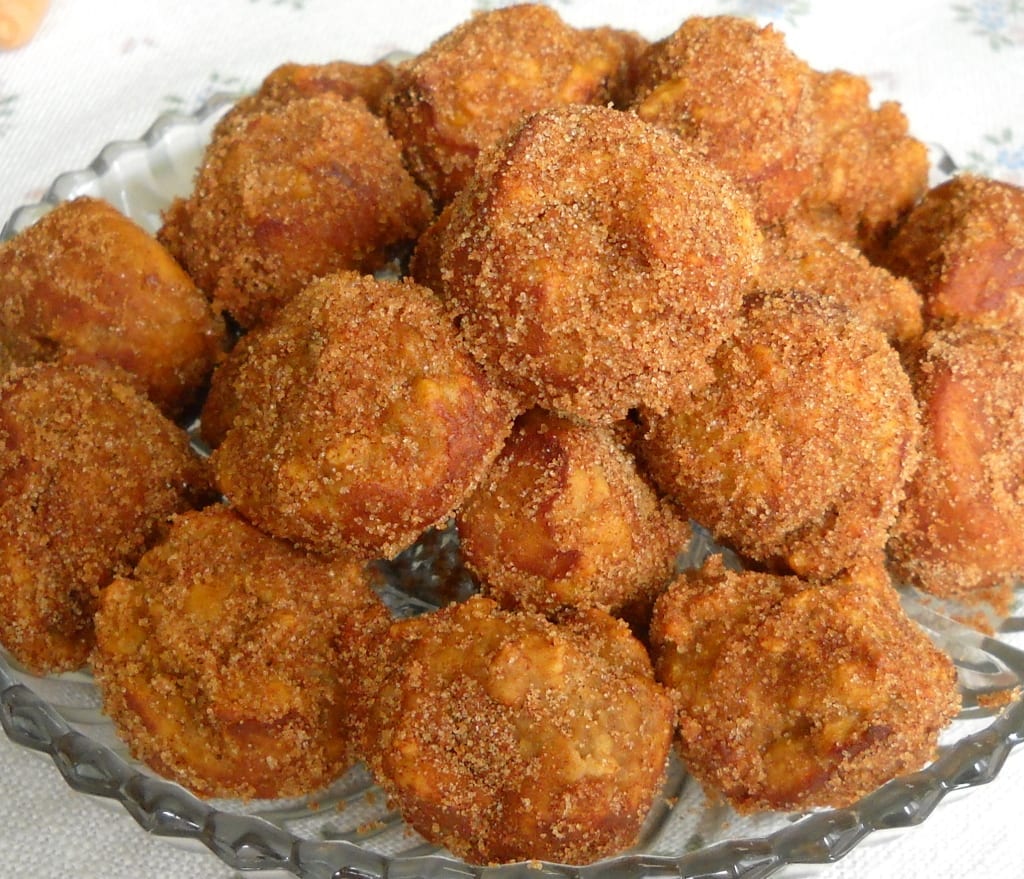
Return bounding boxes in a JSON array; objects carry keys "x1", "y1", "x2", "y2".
[{"x1": 2, "y1": 96, "x2": 1024, "y2": 879}]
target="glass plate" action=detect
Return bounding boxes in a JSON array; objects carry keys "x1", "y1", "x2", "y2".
[{"x1": 2, "y1": 96, "x2": 1024, "y2": 879}]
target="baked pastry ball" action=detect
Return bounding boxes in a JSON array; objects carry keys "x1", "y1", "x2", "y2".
[
  {"x1": 875, "y1": 174, "x2": 1024, "y2": 328},
  {"x1": 0, "y1": 196, "x2": 225, "y2": 417},
  {"x1": 631, "y1": 16, "x2": 816, "y2": 226},
  {"x1": 888, "y1": 323, "x2": 1024, "y2": 611},
  {"x1": 361, "y1": 595, "x2": 674, "y2": 865},
  {"x1": 158, "y1": 94, "x2": 432, "y2": 328},
  {"x1": 630, "y1": 16, "x2": 927, "y2": 248},
  {"x1": 220, "y1": 58, "x2": 396, "y2": 126},
  {"x1": 432, "y1": 103, "x2": 763, "y2": 423},
  {"x1": 93, "y1": 504, "x2": 390, "y2": 800},
  {"x1": 209, "y1": 271, "x2": 515, "y2": 559},
  {"x1": 457, "y1": 407, "x2": 688, "y2": 619},
  {"x1": 638, "y1": 290, "x2": 920, "y2": 579},
  {"x1": 798, "y1": 68, "x2": 928, "y2": 252},
  {"x1": 0, "y1": 362, "x2": 212, "y2": 674},
  {"x1": 649, "y1": 557, "x2": 960, "y2": 813},
  {"x1": 382, "y1": 3, "x2": 637, "y2": 205},
  {"x1": 761, "y1": 223, "x2": 923, "y2": 346}
]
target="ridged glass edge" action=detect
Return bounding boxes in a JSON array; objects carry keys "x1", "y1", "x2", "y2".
[
  {"x1": 0, "y1": 91, "x2": 240, "y2": 243},
  {"x1": 3, "y1": 603, "x2": 1024, "y2": 879}
]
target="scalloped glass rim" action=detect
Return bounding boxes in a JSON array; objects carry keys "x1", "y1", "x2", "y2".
[
  {"x1": 2, "y1": 95, "x2": 1024, "y2": 879},
  {"x1": 3, "y1": 590, "x2": 1024, "y2": 879},
  {"x1": 0, "y1": 91, "x2": 240, "y2": 241}
]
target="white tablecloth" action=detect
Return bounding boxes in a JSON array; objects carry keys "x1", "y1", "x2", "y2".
[{"x1": 1, "y1": 1, "x2": 1023, "y2": 877}]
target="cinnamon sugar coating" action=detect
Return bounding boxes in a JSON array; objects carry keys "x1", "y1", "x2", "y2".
[
  {"x1": 457, "y1": 407, "x2": 688, "y2": 619},
  {"x1": 876, "y1": 174, "x2": 1024, "y2": 328},
  {"x1": 631, "y1": 16, "x2": 927, "y2": 249},
  {"x1": 649, "y1": 558, "x2": 960, "y2": 813},
  {"x1": 0, "y1": 196, "x2": 226, "y2": 417},
  {"x1": 632, "y1": 16, "x2": 815, "y2": 226},
  {"x1": 93, "y1": 505, "x2": 390, "y2": 799},
  {"x1": 158, "y1": 94, "x2": 431, "y2": 328},
  {"x1": 0, "y1": 362, "x2": 213, "y2": 674},
  {"x1": 798, "y1": 68, "x2": 928, "y2": 251},
  {"x1": 382, "y1": 4, "x2": 637, "y2": 206},
  {"x1": 638, "y1": 290, "x2": 920, "y2": 579},
  {"x1": 761, "y1": 222, "x2": 923, "y2": 346},
  {"x1": 647, "y1": 557, "x2": 958, "y2": 811},
  {"x1": 209, "y1": 271, "x2": 516, "y2": 559},
  {"x1": 217, "y1": 59, "x2": 396, "y2": 132},
  {"x1": 195, "y1": 330, "x2": 247, "y2": 449},
  {"x1": 361, "y1": 595, "x2": 674, "y2": 865},
  {"x1": 430, "y1": 103, "x2": 763, "y2": 422},
  {"x1": 888, "y1": 324, "x2": 1024, "y2": 609}
]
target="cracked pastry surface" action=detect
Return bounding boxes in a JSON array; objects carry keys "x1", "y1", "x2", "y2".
[
  {"x1": 426, "y1": 102, "x2": 763, "y2": 423},
  {"x1": 649, "y1": 558, "x2": 960, "y2": 813},
  {"x1": 0, "y1": 361, "x2": 213, "y2": 673},
  {"x1": 360, "y1": 595, "x2": 674, "y2": 865},
  {"x1": 631, "y1": 15, "x2": 927, "y2": 250},
  {"x1": 638, "y1": 289, "x2": 920, "y2": 579},
  {"x1": 457, "y1": 407, "x2": 688, "y2": 620},
  {"x1": 208, "y1": 271, "x2": 516, "y2": 559},
  {"x1": 93, "y1": 504, "x2": 390, "y2": 800}
]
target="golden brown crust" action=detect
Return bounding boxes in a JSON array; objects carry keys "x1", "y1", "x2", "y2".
[
  {"x1": 638, "y1": 290, "x2": 920, "y2": 579},
  {"x1": 382, "y1": 4, "x2": 634, "y2": 205},
  {"x1": 457, "y1": 407, "x2": 688, "y2": 618},
  {"x1": 361, "y1": 595, "x2": 674, "y2": 865},
  {"x1": 649, "y1": 558, "x2": 960, "y2": 813},
  {"x1": 0, "y1": 362, "x2": 213, "y2": 674},
  {"x1": 210, "y1": 271, "x2": 516, "y2": 559},
  {"x1": 631, "y1": 16, "x2": 816, "y2": 226},
  {"x1": 0, "y1": 341, "x2": 14, "y2": 377},
  {"x1": 760, "y1": 222, "x2": 923, "y2": 346},
  {"x1": 93, "y1": 504, "x2": 390, "y2": 799},
  {"x1": 888, "y1": 323, "x2": 1024, "y2": 608},
  {"x1": 630, "y1": 16, "x2": 927, "y2": 248},
  {"x1": 798, "y1": 69, "x2": 928, "y2": 251},
  {"x1": 0, "y1": 196, "x2": 226, "y2": 417},
  {"x1": 158, "y1": 94, "x2": 432, "y2": 329},
  {"x1": 196, "y1": 333, "x2": 249, "y2": 449},
  {"x1": 435, "y1": 103, "x2": 763, "y2": 423},
  {"x1": 217, "y1": 59, "x2": 397, "y2": 133},
  {"x1": 406, "y1": 197, "x2": 452, "y2": 295},
  {"x1": 581, "y1": 25, "x2": 650, "y2": 108},
  {"x1": 876, "y1": 174, "x2": 1024, "y2": 328}
]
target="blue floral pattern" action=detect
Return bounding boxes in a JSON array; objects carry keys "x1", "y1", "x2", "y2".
[
  {"x1": 164, "y1": 71, "x2": 251, "y2": 114},
  {"x1": 0, "y1": 93, "x2": 15, "y2": 139},
  {"x1": 967, "y1": 128, "x2": 1024, "y2": 183},
  {"x1": 953, "y1": 0, "x2": 1024, "y2": 49}
]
